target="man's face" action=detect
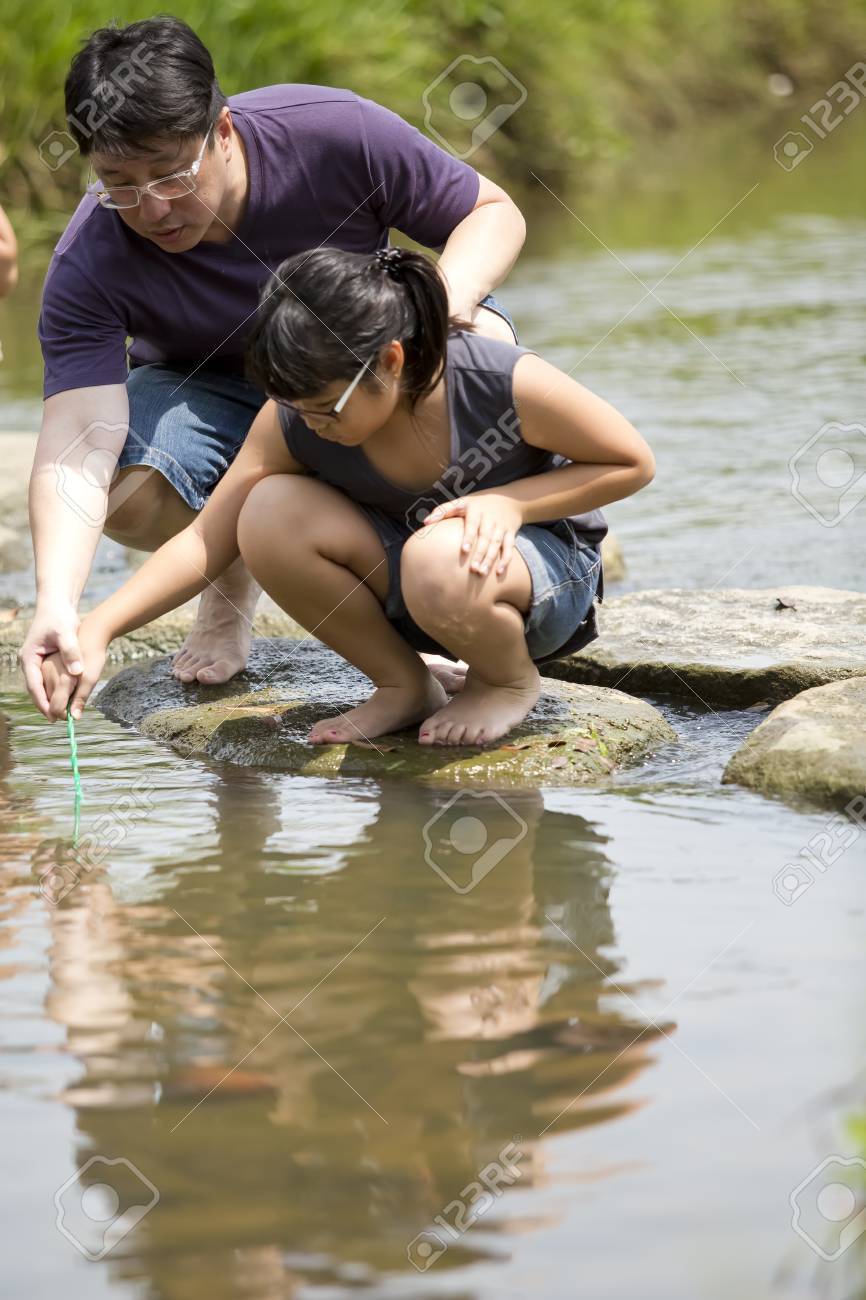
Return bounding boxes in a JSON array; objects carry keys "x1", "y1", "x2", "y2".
[{"x1": 89, "y1": 114, "x2": 231, "y2": 252}]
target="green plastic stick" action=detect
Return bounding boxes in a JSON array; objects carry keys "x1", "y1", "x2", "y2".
[{"x1": 66, "y1": 706, "x2": 83, "y2": 841}]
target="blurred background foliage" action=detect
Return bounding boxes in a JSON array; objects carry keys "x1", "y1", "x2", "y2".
[{"x1": 2, "y1": 0, "x2": 865, "y2": 217}]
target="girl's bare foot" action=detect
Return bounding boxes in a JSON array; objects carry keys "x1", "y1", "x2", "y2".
[
  {"x1": 309, "y1": 674, "x2": 448, "y2": 744},
  {"x1": 418, "y1": 667, "x2": 541, "y2": 747}
]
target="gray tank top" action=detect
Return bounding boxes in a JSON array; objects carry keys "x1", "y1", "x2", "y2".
[{"x1": 278, "y1": 328, "x2": 609, "y2": 551}]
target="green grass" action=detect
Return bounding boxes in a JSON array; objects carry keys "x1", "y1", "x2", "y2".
[{"x1": 2, "y1": 0, "x2": 866, "y2": 209}]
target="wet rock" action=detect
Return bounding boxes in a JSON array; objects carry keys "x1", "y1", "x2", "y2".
[
  {"x1": 95, "y1": 638, "x2": 677, "y2": 786},
  {"x1": 600, "y1": 532, "x2": 626, "y2": 583},
  {"x1": 722, "y1": 677, "x2": 866, "y2": 809},
  {"x1": 545, "y1": 587, "x2": 866, "y2": 707}
]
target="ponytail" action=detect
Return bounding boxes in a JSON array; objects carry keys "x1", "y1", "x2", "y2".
[{"x1": 245, "y1": 245, "x2": 474, "y2": 411}]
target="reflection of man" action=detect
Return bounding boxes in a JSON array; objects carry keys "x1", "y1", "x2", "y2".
[{"x1": 21, "y1": 15, "x2": 525, "y2": 699}]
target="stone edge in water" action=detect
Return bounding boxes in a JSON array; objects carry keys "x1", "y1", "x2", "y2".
[
  {"x1": 721, "y1": 678, "x2": 866, "y2": 810},
  {"x1": 543, "y1": 656, "x2": 866, "y2": 708}
]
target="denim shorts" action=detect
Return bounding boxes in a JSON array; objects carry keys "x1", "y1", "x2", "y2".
[
  {"x1": 357, "y1": 505, "x2": 601, "y2": 665},
  {"x1": 118, "y1": 294, "x2": 517, "y2": 511}
]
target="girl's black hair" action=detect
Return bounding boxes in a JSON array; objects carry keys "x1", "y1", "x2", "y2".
[
  {"x1": 244, "y1": 247, "x2": 474, "y2": 411},
  {"x1": 65, "y1": 15, "x2": 227, "y2": 158}
]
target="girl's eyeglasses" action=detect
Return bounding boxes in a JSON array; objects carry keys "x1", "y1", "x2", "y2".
[
  {"x1": 86, "y1": 124, "x2": 214, "y2": 210},
  {"x1": 272, "y1": 354, "x2": 377, "y2": 424}
]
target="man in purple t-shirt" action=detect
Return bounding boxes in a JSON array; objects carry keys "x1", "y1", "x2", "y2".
[{"x1": 21, "y1": 16, "x2": 526, "y2": 705}]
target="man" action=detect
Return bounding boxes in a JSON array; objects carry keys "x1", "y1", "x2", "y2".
[{"x1": 21, "y1": 15, "x2": 525, "y2": 708}]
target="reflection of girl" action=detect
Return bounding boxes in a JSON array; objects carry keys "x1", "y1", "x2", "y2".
[{"x1": 37, "y1": 248, "x2": 654, "y2": 746}]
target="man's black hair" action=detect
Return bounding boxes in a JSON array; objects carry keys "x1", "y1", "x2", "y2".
[{"x1": 65, "y1": 14, "x2": 227, "y2": 158}]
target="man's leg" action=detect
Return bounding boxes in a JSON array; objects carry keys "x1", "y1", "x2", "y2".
[
  {"x1": 108, "y1": 364, "x2": 265, "y2": 684},
  {"x1": 104, "y1": 468, "x2": 261, "y2": 683}
]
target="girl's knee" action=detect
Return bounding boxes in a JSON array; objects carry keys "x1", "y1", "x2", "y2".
[
  {"x1": 237, "y1": 475, "x2": 304, "y2": 562},
  {"x1": 401, "y1": 523, "x2": 472, "y2": 628}
]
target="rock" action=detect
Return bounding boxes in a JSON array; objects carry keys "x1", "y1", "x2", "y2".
[
  {"x1": 545, "y1": 587, "x2": 866, "y2": 707},
  {"x1": 722, "y1": 678, "x2": 866, "y2": 809},
  {"x1": 600, "y1": 532, "x2": 626, "y2": 583},
  {"x1": 95, "y1": 638, "x2": 677, "y2": 786}
]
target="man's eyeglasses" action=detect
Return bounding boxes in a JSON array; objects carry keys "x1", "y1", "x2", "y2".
[
  {"x1": 272, "y1": 354, "x2": 378, "y2": 424},
  {"x1": 86, "y1": 124, "x2": 214, "y2": 210}
]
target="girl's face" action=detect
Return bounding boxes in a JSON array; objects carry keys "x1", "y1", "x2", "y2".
[{"x1": 283, "y1": 342, "x2": 406, "y2": 444}]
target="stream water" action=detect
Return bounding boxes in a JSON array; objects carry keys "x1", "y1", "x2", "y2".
[{"x1": 0, "y1": 117, "x2": 864, "y2": 1298}]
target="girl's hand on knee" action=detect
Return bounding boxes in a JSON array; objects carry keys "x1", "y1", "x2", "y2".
[{"x1": 424, "y1": 494, "x2": 524, "y2": 576}]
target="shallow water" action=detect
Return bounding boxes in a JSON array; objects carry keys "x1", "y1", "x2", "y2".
[{"x1": 1, "y1": 116, "x2": 865, "y2": 1298}]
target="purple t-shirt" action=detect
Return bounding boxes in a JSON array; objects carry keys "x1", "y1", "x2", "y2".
[{"x1": 38, "y1": 84, "x2": 480, "y2": 399}]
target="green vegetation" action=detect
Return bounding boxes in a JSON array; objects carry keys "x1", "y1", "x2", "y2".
[{"x1": 2, "y1": 0, "x2": 865, "y2": 212}]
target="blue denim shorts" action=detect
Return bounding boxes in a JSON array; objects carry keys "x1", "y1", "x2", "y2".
[
  {"x1": 118, "y1": 294, "x2": 517, "y2": 510},
  {"x1": 357, "y1": 505, "x2": 601, "y2": 665}
]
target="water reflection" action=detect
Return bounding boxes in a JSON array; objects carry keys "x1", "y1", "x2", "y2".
[{"x1": 21, "y1": 753, "x2": 669, "y2": 1295}]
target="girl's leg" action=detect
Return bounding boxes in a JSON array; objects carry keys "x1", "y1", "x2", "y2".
[
  {"x1": 237, "y1": 476, "x2": 446, "y2": 743},
  {"x1": 400, "y1": 519, "x2": 541, "y2": 746}
]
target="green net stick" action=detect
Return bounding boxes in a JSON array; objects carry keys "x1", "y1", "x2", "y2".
[{"x1": 66, "y1": 706, "x2": 83, "y2": 841}]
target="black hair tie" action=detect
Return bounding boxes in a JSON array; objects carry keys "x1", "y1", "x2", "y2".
[{"x1": 373, "y1": 247, "x2": 408, "y2": 280}]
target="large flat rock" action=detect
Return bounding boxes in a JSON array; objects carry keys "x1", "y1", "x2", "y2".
[
  {"x1": 544, "y1": 587, "x2": 866, "y2": 707},
  {"x1": 722, "y1": 677, "x2": 866, "y2": 809},
  {"x1": 95, "y1": 638, "x2": 677, "y2": 786}
]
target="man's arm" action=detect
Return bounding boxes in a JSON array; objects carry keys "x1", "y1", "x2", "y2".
[
  {"x1": 20, "y1": 383, "x2": 129, "y2": 701},
  {"x1": 436, "y1": 173, "x2": 526, "y2": 320}
]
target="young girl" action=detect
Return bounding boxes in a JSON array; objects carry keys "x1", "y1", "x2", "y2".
[{"x1": 34, "y1": 247, "x2": 654, "y2": 747}]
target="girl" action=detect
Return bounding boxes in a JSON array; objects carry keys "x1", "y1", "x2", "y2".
[{"x1": 34, "y1": 247, "x2": 654, "y2": 747}]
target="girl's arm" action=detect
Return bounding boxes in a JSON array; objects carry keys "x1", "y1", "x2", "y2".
[
  {"x1": 424, "y1": 353, "x2": 655, "y2": 575},
  {"x1": 38, "y1": 401, "x2": 300, "y2": 719}
]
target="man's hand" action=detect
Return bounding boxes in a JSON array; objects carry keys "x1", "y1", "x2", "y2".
[
  {"x1": 423, "y1": 494, "x2": 524, "y2": 577},
  {"x1": 19, "y1": 605, "x2": 85, "y2": 717},
  {"x1": 39, "y1": 618, "x2": 108, "y2": 722}
]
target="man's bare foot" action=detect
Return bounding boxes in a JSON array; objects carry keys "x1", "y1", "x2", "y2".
[
  {"x1": 309, "y1": 675, "x2": 447, "y2": 744},
  {"x1": 172, "y1": 561, "x2": 260, "y2": 685},
  {"x1": 418, "y1": 667, "x2": 541, "y2": 747},
  {"x1": 421, "y1": 654, "x2": 467, "y2": 695}
]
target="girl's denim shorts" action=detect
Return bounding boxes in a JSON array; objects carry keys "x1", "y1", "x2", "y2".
[
  {"x1": 356, "y1": 505, "x2": 602, "y2": 666},
  {"x1": 118, "y1": 294, "x2": 518, "y2": 512}
]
